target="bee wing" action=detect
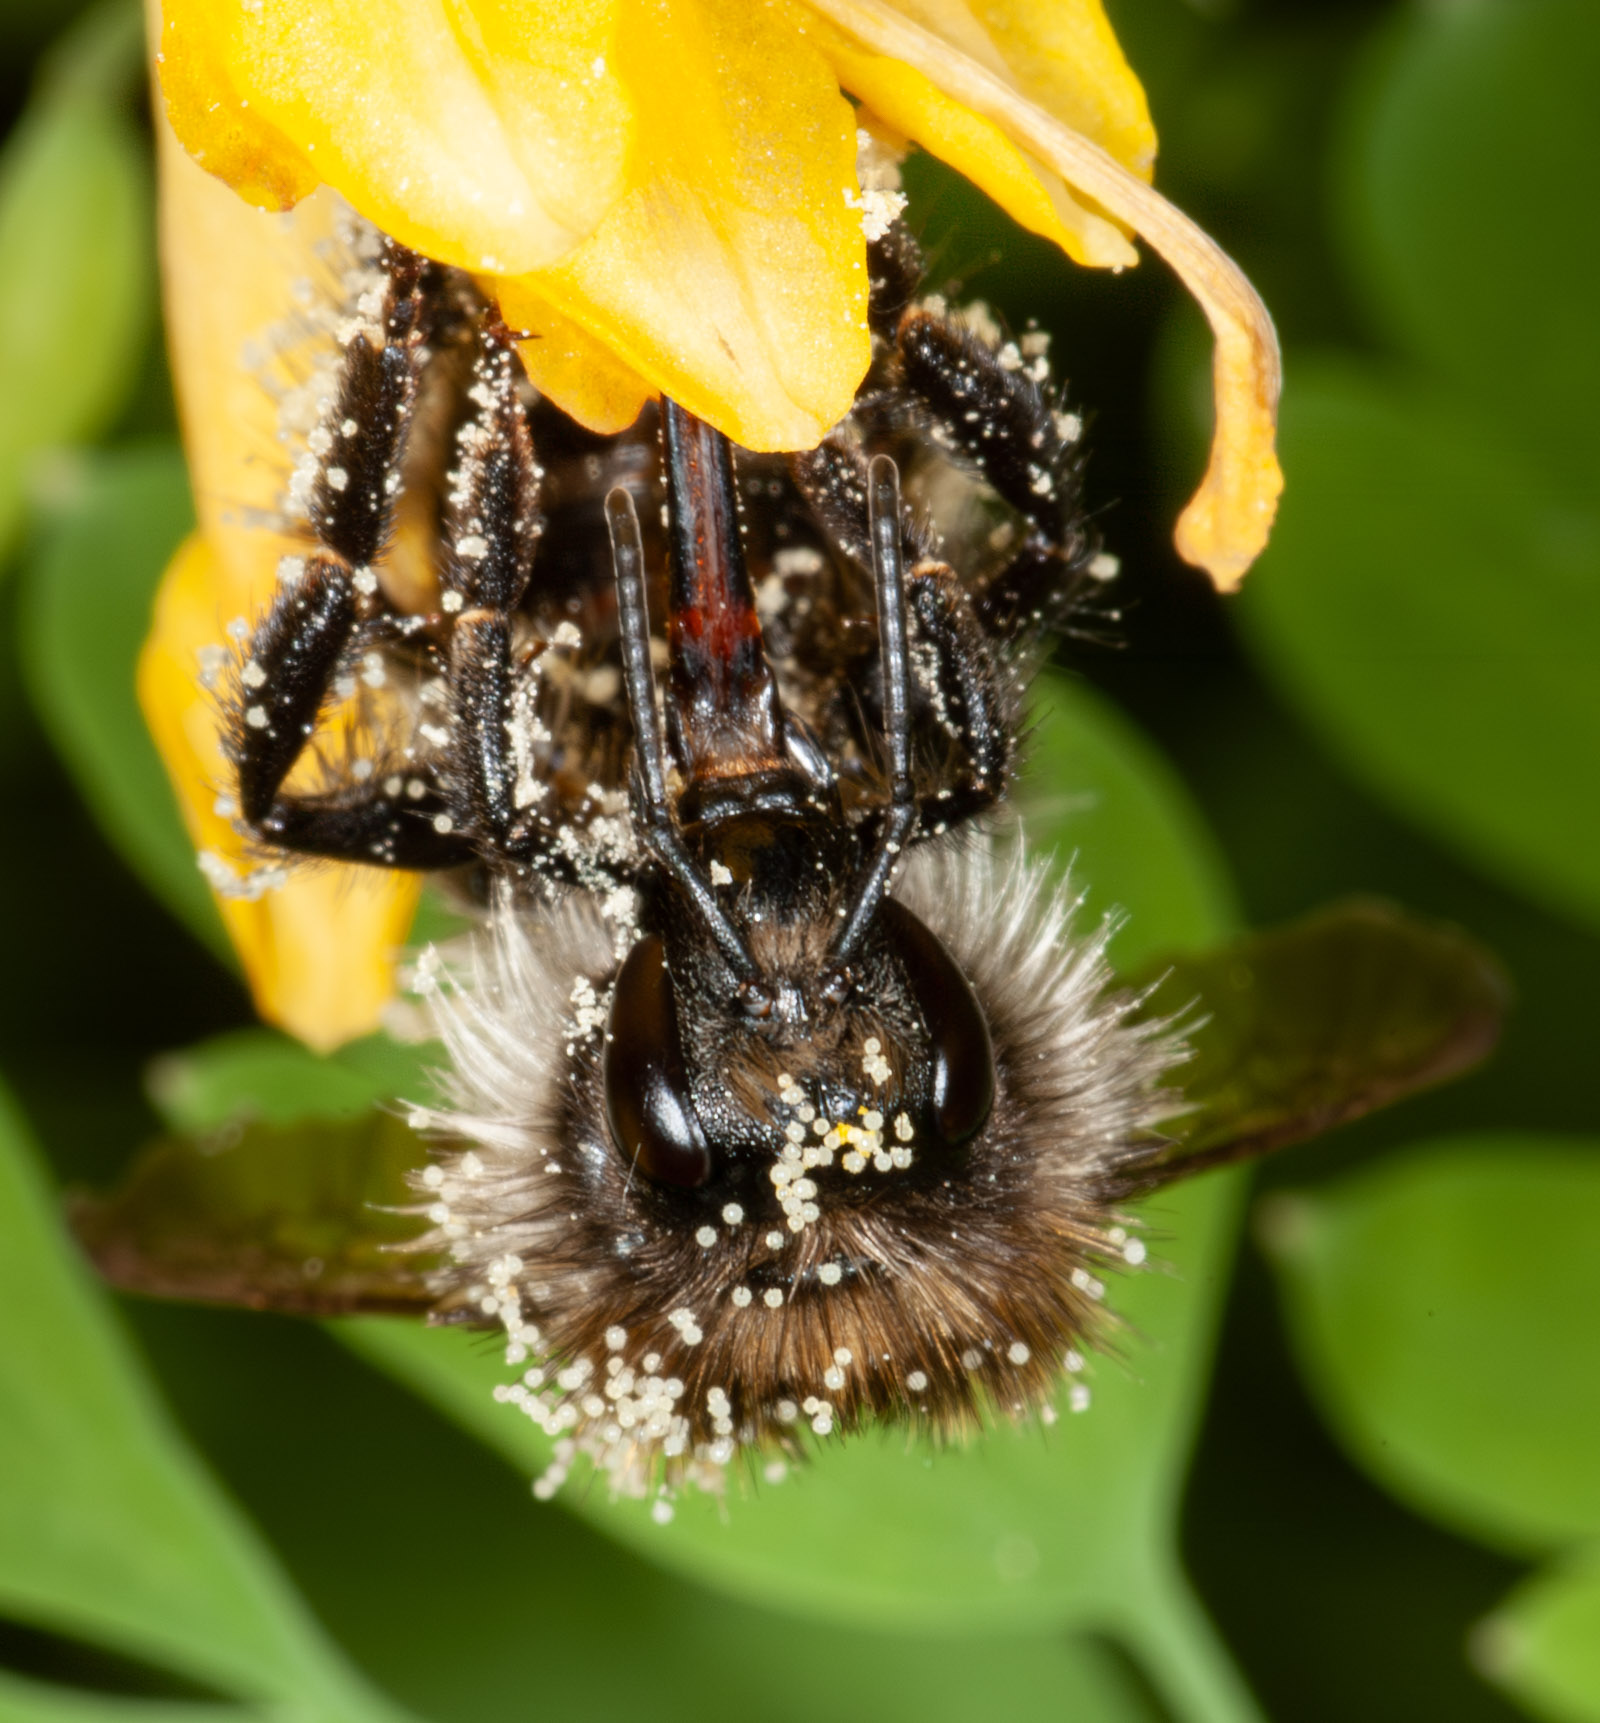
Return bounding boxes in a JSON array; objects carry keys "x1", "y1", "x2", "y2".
[
  {"x1": 1123, "y1": 898, "x2": 1509, "y2": 1192},
  {"x1": 71, "y1": 1111, "x2": 439, "y2": 1317}
]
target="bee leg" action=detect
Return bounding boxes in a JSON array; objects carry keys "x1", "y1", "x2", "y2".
[
  {"x1": 866, "y1": 222, "x2": 924, "y2": 344},
  {"x1": 443, "y1": 614, "x2": 589, "y2": 887},
  {"x1": 790, "y1": 441, "x2": 1011, "y2": 839},
  {"x1": 788, "y1": 432, "x2": 934, "y2": 574},
  {"x1": 892, "y1": 307, "x2": 1100, "y2": 640},
  {"x1": 904, "y1": 561, "x2": 1011, "y2": 835},
  {"x1": 431, "y1": 318, "x2": 569, "y2": 873},
  {"x1": 234, "y1": 238, "x2": 438, "y2": 837},
  {"x1": 257, "y1": 769, "x2": 478, "y2": 869}
]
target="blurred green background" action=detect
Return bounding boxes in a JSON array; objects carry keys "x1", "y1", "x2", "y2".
[{"x1": 1, "y1": 0, "x2": 1597, "y2": 1719}]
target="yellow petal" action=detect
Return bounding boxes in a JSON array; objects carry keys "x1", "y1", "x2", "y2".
[
  {"x1": 152, "y1": 0, "x2": 317, "y2": 210},
  {"x1": 494, "y1": 0, "x2": 870, "y2": 453},
  {"x1": 819, "y1": 38, "x2": 1137, "y2": 268},
  {"x1": 807, "y1": 0, "x2": 1283, "y2": 586},
  {"x1": 157, "y1": 107, "x2": 331, "y2": 581},
  {"x1": 154, "y1": 0, "x2": 631, "y2": 275},
  {"x1": 493, "y1": 279, "x2": 653, "y2": 438},
  {"x1": 138, "y1": 535, "x2": 420, "y2": 1053}
]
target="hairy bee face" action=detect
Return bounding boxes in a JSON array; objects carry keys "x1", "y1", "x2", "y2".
[{"x1": 413, "y1": 845, "x2": 1181, "y2": 1502}]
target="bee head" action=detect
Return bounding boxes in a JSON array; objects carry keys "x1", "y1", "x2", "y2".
[
  {"x1": 603, "y1": 805, "x2": 996, "y2": 1201},
  {"x1": 416, "y1": 846, "x2": 1183, "y2": 1498}
]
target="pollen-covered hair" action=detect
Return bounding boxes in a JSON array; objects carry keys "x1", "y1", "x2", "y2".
[{"x1": 407, "y1": 839, "x2": 1184, "y2": 1506}]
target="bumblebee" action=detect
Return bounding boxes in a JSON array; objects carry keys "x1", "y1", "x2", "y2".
[{"x1": 221, "y1": 212, "x2": 1180, "y2": 1503}]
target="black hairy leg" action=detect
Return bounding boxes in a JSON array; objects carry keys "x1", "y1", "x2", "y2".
[
  {"x1": 904, "y1": 556, "x2": 1010, "y2": 834},
  {"x1": 436, "y1": 319, "x2": 551, "y2": 865},
  {"x1": 232, "y1": 237, "x2": 438, "y2": 834},
  {"x1": 260, "y1": 778, "x2": 476, "y2": 869},
  {"x1": 865, "y1": 223, "x2": 925, "y2": 343},
  {"x1": 788, "y1": 431, "x2": 1014, "y2": 833},
  {"x1": 228, "y1": 247, "x2": 593, "y2": 883},
  {"x1": 893, "y1": 306, "x2": 1099, "y2": 638}
]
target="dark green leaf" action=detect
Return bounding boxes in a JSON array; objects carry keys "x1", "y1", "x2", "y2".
[
  {"x1": 1478, "y1": 1555, "x2": 1600, "y2": 1723},
  {"x1": 19, "y1": 445, "x2": 227, "y2": 959},
  {"x1": 1129, "y1": 898, "x2": 1507, "y2": 1187},
  {"x1": 1264, "y1": 1136, "x2": 1600, "y2": 1554},
  {"x1": 1339, "y1": 0, "x2": 1600, "y2": 490},
  {"x1": 0, "y1": 1079, "x2": 414, "y2": 1720},
  {"x1": 72, "y1": 1111, "x2": 436, "y2": 1317},
  {"x1": 0, "y1": 0, "x2": 152, "y2": 564},
  {"x1": 1240, "y1": 365, "x2": 1600, "y2": 933}
]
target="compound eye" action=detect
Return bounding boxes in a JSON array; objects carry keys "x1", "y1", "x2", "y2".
[
  {"x1": 881, "y1": 899, "x2": 995, "y2": 1147},
  {"x1": 603, "y1": 936, "x2": 713, "y2": 1189}
]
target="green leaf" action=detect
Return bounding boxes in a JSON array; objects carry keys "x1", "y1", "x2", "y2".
[
  {"x1": 0, "y1": 1670, "x2": 241, "y2": 1723},
  {"x1": 1023, "y1": 671, "x2": 1238, "y2": 972},
  {"x1": 1130, "y1": 898, "x2": 1506, "y2": 1187},
  {"x1": 1478, "y1": 1555, "x2": 1600, "y2": 1723},
  {"x1": 145, "y1": 1029, "x2": 438, "y2": 1136},
  {"x1": 71, "y1": 1110, "x2": 436, "y2": 1317},
  {"x1": 0, "y1": 1079, "x2": 413, "y2": 1721},
  {"x1": 338, "y1": 680, "x2": 1262, "y2": 1722},
  {"x1": 0, "y1": 0, "x2": 152, "y2": 565},
  {"x1": 1339, "y1": 0, "x2": 1600, "y2": 491},
  {"x1": 1263, "y1": 1135, "x2": 1600, "y2": 1556},
  {"x1": 647, "y1": 1617, "x2": 1161, "y2": 1723},
  {"x1": 1240, "y1": 364, "x2": 1600, "y2": 934},
  {"x1": 18, "y1": 444, "x2": 227, "y2": 959}
]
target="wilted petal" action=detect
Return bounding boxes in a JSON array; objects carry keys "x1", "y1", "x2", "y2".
[
  {"x1": 955, "y1": 0, "x2": 1157, "y2": 177},
  {"x1": 155, "y1": 0, "x2": 631, "y2": 274},
  {"x1": 820, "y1": 38, "x2": 1136, "y2": 267},
  {"x1": 810, "y1": 0, "x2": 1152, "y2": 267},
  {"x1": 494, "y1": 0, "x2": 870, "y2": 453},
  {"x1": 809, "y1": 0, "x2": 1283, "y2": 586},
  {"x1": 138, "y1": 534, "x2": 421, "y2": 1052}
]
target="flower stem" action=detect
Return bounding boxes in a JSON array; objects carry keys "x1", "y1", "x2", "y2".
[{"x1": 1115, "y1": 1560, "x2": 1266, "y2": 1723}]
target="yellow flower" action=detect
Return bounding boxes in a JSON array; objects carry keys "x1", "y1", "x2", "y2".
[{"x1": 143, "y1": 0, "x2": 1282, "y2": 1047}]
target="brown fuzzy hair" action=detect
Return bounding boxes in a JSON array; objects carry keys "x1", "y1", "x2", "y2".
[{"x1": 409, "y1": 838, "x2": 1184, "y2": 1506}]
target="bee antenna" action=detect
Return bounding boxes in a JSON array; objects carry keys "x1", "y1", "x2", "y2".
[
  {"x1": 829, "y1": 454, "x2": 918, "y2": 963},
  {"x1": 606, "y1": 485, "x2": 763, "y2": 989}
]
